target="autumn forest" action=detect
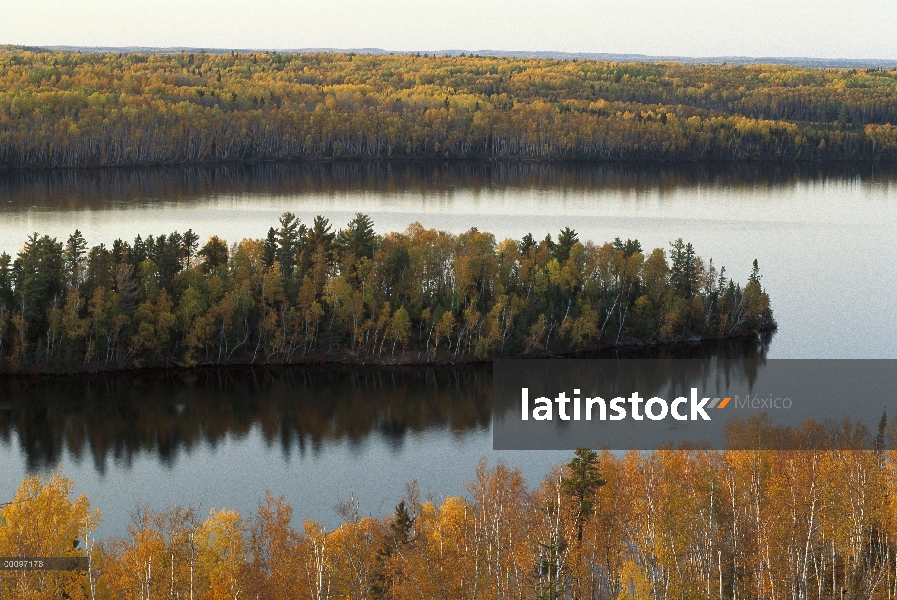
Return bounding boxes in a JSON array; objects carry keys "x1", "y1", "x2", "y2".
[
  {"x1": 1, "y1": 48, "x2": 896, "y2": 167},
  {"x1": 6, "y1": 440, "x2": 897, "y2": 600},
  {"x1": 6, "y1": 43, "x2": 880, "y2": 600},
  {"x1": 0, "y1": 213, "x2": 774, "y2": 372}
]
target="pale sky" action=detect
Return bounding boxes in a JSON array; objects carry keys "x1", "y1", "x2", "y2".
[{"x1": 2, "y1": 0, "x2": 895, "y2": 60}]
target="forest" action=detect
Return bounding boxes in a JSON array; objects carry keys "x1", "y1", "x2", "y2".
[
  {"x1": 0, "y1": 214, "x2": 774, "y2": 372},
  {"x1": 0, "y1": 47, "x2": 896, "y2": 167},
  {"x1": 7, "y1": 437, "x2": 897, "y2": 600}
]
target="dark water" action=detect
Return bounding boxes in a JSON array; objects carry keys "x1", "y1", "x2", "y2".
[
  {"x1": 1, "y1": 366, "x2": 496, "y2": 474},
  {"x1": 0, "y1": 162, "x2": 894, "y2": 535},
  {"x1": 0, "y1": 339, "x2": 769, "y2": 536}
]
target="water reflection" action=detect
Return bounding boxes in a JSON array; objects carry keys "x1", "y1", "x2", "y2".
[
  {"x1": 1, "y1": 161, "x2": 895, "y2": 210},
  {"x1": 0, "y1": 336, "x2": 770, "y2": 474},
  {"x1": 0, "y1": 366, "x2": 492, "y2": 473}
]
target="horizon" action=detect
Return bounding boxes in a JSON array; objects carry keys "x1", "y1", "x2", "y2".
[
  {"x1": 8, "y1": 45, "x2": 897, "y2": 70},
  {"x1": 2, "y1": 0, "x2": 895, "y2": 62}
]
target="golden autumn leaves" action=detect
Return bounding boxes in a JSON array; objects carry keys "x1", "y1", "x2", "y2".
[
  {"x1": 0, "y1": 470, "x2": 97, "y2": 599},
  {"x1": 5, "y1": 445, "x2": 897, "y2": 600},
  {"x1": 1, "y1": 50, "x2": 896, "y2": 168}
]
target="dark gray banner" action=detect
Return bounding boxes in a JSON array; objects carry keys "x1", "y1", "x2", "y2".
[
  {"x1": 0, "y1": 557, "x2": 89, "y2": 571},
  {"x1": 493, "y1": 359, "x2": 897, "y2": 450}
]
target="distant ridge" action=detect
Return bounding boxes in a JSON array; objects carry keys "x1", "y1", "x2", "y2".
[{"x1": 14, "y1": 45, "x2": 897, "y2": 70}]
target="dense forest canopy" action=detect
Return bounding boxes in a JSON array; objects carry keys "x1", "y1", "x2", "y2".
[
  {"x1": 0, "y1": 215, "x2": 773, "y2": 372},
  {"x1": 7, "y1": 437, "x2": 897, "y2": 599},
  {"x1": 0, "y1": 48, "x2": 895, "y2": 167}
]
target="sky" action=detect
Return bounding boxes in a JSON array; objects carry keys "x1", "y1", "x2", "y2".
[{"x1": 1, "y1": 0, "x2": 895, "y2": 60}]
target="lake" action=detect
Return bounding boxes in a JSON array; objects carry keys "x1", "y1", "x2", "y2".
[{"x1": 0, "y1": 162, "x2": 895, "y2": 536}]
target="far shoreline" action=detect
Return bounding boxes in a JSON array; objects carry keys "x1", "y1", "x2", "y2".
[{"x1": 2, "y1": 156, "x2": 897, "y2": 175}]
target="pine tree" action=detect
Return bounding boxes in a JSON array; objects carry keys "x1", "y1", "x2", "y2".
[
  {"x1": 554, "y1": 227, "x2": 579, "y2": 263},
  {"x1": 14, "y1": 233, "x2": 65, "y2": 331},
  {"x1": 390, "y1": 500, "x2": 414, "y2": 545},
  {"x1": 372, "y1": 500, "x2": 415, "y2": 599},
  {"x1": 338, "y1": 213, "x2": 379, "y2": 260},
  {"x1": 182, "y1": 229, "x2": 199, "y2": 268},
  {"x1": 612, "y1": 237, "x2": 642, "y2": 257},
  {"x1": 263, "y1": 228, "x2": 277, "y2": 270},
  {"x1": 748, "y1": 258, "x2": 761, "y2": 284},
  {"x1": 560, "y1": 448, "x2": 606, "y2": 543},
  {"x1": 64, "y1": 229, "x2": 87, "y2": 288},
  {"x1": 308, "y1": 215, "x2": 336, "y2": 260},
  {"x1": 275, "y1": 213, "x2": 305, "y2": 277},
  {"x1": 669, "y1": 238, "x2": 697, "y2": 298}
]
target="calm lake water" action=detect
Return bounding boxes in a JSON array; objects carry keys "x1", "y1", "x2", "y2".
[{"x1": 0, "y1": 162, "x2": 895, "y2": 536}]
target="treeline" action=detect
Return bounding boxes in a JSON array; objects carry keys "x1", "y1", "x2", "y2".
[
  {"x1": 0, "y1": 215, "x2": 774, "y2": 372},
  {"x1": 9, "y1": 436, "x2": 897, "y2": 599},
  {"x1": 1, "y1": 49, "x2": 896, "y2": 167}
]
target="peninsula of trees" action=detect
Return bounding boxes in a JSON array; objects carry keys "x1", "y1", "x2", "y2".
[
  {"x1": 0, "y1": 215, "x2": 774, "y2": 372},
  {"x1": 0, "y1": 48, "x2": 895, "y2": 167}
]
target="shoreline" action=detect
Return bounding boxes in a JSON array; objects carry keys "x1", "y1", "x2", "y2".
[
  {"x1": 2, "y1": 156, "x2": 896, "y2": 174},
  {"x1": 0, "y1": 329, "x2": 774, "y2": 379}
]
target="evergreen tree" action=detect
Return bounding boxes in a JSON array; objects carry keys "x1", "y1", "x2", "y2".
[
  {"x1": 748, "y1": 258, "x2": 761, "y2": 285},
  {"x1": 83, "y1": 244, "x2": 113, "y2": 295},
  {"x1": 554, "y1": 227, "x2": 579, "y2": 263},
  {"x1": 182, "y1": 229, "x2": 199, "y2": 268},
  {"x1": 612, "y1": 237, "x2": 642, "y2": 257},
  {"x1": 64, "y1": 230, "x2": 87, "y2": 288},
  {"x1": 308, "y1": 215, "x2": 336, "y2": 256},
  {"x1": 111, "y1": 238, "x2": 130, "y2": 267},
  {"x1": 131, "y1": 235, "x2": 148, "y2": 267},
  {"x1": 519, "y1": 232, "x2": 536, "y2": 254},
  {"x1": 14, "y1": 233, "x2": 65, "y2": 330},
  {"x1": 533, "y1": 539, "x2": 566, "y2": 600},
  {"x1": 152, "y1": 232, "x2": 185, "y2": 290},
  {"x1": 275, "y1": 213, "x2": 305, "y2": 277},
  {"x1": 389, "y1": 500, "x2": 414, "y2": 546},
  {"x1": 337, "y1": 213, "x2": 379, "y2": 260},
  {"x1": 372, "y1": 500, "x2": 415, "y2": 600},
  {"x1": 560, "y1": 448, "x2": 606, "y2": 543},
  {"x1": 669, "y1": 238, "x2": 697, "y2": 298},
  {"x1": 263, "y1": 228, "x2": 277, "y2": 270}
]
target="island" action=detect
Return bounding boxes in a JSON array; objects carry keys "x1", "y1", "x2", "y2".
[{"x1": 0, "y1": 214, "x2": 774, "y2": 372}]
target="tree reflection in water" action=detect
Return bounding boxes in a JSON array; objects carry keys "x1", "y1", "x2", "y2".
[{"x1": 0, "y1": 334, "x2": 770, "y2": 474}]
